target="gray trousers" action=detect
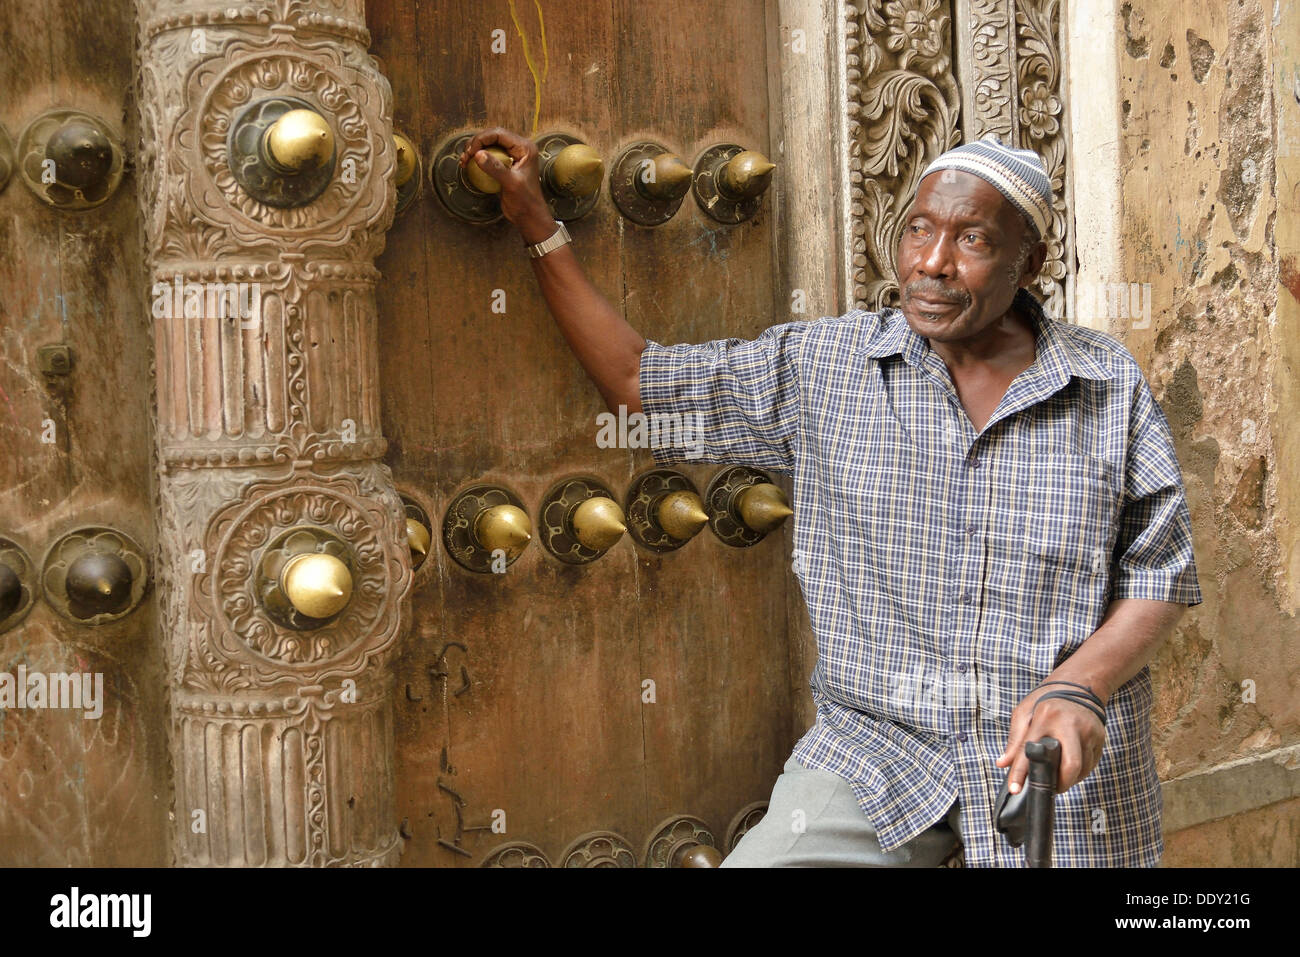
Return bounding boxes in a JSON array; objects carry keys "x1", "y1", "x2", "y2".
[{"x1": 720, "y1": 755, "x2": 965, "y2": 867}]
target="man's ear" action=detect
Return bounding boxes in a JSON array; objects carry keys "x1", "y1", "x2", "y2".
[{"x1": 1019, "y1": 240, "x2": 1048, "y2": 287}]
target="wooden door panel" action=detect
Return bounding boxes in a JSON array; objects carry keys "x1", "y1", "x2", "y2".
[
  {"x1": 371, "y1": 0, "x2": 792, "y2": 865},
  {"x1": 613, "y1": 0, "x2": 792, "y2": 845},
  {"x1": 0, "y1": 0, "x2": 169, "y2": 866}
]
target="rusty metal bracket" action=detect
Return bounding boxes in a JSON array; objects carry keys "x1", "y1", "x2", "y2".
[{"x1": 36, "y1": 344, "x2": 72, "y2": 376}]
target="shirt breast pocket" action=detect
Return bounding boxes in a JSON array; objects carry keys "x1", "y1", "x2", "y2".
[{"x1": 1021, "y1": 453, "x2": 1121, "y2": 575}]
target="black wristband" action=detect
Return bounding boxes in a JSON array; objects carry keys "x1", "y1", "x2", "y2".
[
  {"x1": 1030, "y1": 689, "x2": 1106, "y2": 726},
  {"x1": 1037, "y1": 679, "x2": 1104, "y2": 703},
  {"x1": 1036, "y1": 680, "x2": 1106, "y2": 716}
]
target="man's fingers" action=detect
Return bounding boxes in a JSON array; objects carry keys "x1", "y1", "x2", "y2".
[
  {"x1": 1001, "y1": 693, "x2": 1106, "y2": 796},
  {"x1": 996, "y1": 702, "x2": 1032, "y2": 766},
  {"x1": 999, "y1": 720, "x2": 1029, "y2": 791},
  {"x1": 1056, "y1": 737, "x2": 1082, "y2": 792},
  {"x1": 1007, "y1": 750, "x2": 1030, "y2": 794},
  {"x1": 474, "y1": 149, "x2": 510, "y2": 178},
  {"x1": 1004, "y1": 701, "x2": 1045, "y2": 792},
  {"x1": 462, "y1": 126, "x2": 506, "y2": 155},
  {"x1": 996, "y1": 727, "x2": 1020, "y2": 767},
  {"x1": 460, "y1": 127, "x2": 526, "y2": 166}
]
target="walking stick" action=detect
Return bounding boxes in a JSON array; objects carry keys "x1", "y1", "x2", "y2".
[{"x1": 994, "y1": 736, "x2": 1061, "y2": 868}]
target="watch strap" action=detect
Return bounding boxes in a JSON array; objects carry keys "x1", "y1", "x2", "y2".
[{"x1": 526, "y1": 220, "x2": 571, "y2": 258}]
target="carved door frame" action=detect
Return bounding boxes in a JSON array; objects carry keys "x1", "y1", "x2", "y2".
[{"x1": 774, "y1": 0, "x2": 1079, "y2": 320}]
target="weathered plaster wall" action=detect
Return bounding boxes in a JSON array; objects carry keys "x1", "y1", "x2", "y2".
[{"x1": 1106, "y1": 0, "x2": 1298, "y2": 865}]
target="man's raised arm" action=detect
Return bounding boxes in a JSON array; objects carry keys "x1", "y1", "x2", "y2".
[{"x1": 458, "y1": 127, "x2": 646, "y2": 415}]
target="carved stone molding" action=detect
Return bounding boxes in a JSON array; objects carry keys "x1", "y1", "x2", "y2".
[
  {"x1": 1010, "y1": 0, "x2": 1072, "y2": 315},
  {"x1": 135, "y1": 0, "x2": 410, "y2": 866},
  {"x1": 139, "y1": 0, "x2": 372, "y2": 46},
  {"x1": 957, "y1": 0, "x2": 1072, "y2": 313},
  {"x1": 172, "y1": 682, "x2": 401, "y2": 866},
  {"x1": 843, "y1": 0, "x2": 1073, "y2": 314},
  {"x1": 151, "y1": 260, "x2": 388, "y2": 468},
  {"x1": 959, "y1": 0, "x2": 1015, "y2": 140}
]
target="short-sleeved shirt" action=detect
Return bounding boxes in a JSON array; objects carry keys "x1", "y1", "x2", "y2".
[{"x1": 637, "y1": 289, "x2": 1203, "y2": 867}]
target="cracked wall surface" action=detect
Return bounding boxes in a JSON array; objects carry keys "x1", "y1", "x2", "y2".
[{"x1": 1108, "y1": 0, "x2": 1298, "y2": 865}]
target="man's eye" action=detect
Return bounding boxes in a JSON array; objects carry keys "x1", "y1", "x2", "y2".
[{"x1": 964, "y1": 232, "x2": 985, "y2": 245}]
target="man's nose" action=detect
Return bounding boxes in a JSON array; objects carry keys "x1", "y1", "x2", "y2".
[{"x1": 917, "y1": 232, "x2": 956, "y2": 278}]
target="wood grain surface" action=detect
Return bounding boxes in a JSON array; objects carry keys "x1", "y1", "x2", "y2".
[{"x1": 0, "y1": 0, "x2": 170, "y2": 866}]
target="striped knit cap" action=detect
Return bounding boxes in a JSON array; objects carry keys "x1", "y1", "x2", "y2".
[{"x1": 919, "y1": 135, "x2": 1053, "y2": 240}]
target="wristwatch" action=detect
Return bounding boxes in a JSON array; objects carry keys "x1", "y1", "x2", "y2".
[{"x1": 525, "y1": 220, "x2": 572, "y2": 259}]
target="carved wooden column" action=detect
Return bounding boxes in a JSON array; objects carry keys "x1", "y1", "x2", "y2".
[
  {"x1": 135, "y1": 0, "x2": 411, "y2": 865},
  {"x1": 840, "y1": 0, "x2": 1072, "y2": 315}
]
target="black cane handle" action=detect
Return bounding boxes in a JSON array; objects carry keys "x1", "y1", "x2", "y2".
[{"x1": 1024, "y1": 736, "x2": 1060, "y2": 868}]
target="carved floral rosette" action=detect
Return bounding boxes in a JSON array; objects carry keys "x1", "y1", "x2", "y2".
[
  {"x1": 180, "y1": 38, "x2": 392, "y2": 256},
  {"x1": 188, "y1": 465, "x2": 411, "y2": 690},
  {"x1": 139, "y1": 8, "x2": 394, "y2": 265}
]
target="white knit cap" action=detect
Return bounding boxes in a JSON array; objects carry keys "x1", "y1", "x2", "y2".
[{"x1": 919, "y1": 135, "x2": 1054, "y2": 239}]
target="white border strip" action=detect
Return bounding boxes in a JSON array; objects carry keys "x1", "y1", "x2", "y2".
[{"x1": 1066, "y1": 0, "x2": 1124, "y2": 331}]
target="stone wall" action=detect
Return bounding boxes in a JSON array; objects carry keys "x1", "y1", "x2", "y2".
[{"x1": 1092, "y1": 0, "x2": 1299, "y2": 865}]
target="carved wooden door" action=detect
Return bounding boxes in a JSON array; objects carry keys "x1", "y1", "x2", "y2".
[
  {"x1": 368, "y1": 0, "x2": 800, "y2": 865},
  {"x1": 0, "y1": 0, "x2": 1073, "y2": 868},
  {"x1": 0, "y1": 0, "x2": 805, "y2": 867}
]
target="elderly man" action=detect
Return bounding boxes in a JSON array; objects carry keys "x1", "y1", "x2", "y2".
[{"x1": 460, "y1": 130, "x2": 1203, "y2": 867}]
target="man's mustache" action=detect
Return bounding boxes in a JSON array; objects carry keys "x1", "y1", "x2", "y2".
[{"x1": 904, "y1": 281, "x2": 971, "y2": 308}]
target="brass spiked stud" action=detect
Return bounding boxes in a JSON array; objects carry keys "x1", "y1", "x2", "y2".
[
  {"x1": 655, "y1": 490, "x2": 710, "y2": 541},
  {"x1": 473, "y1": 503, "x2": 533, "y2": 560},
  {"x1": 280, "y1": 552, "x2": 353, "y2": 620},
  {"x1": 735, "y1": 482, "x2": 794, "y2": 534},
  {"x1": 571, "y1": 496, "x2": 627, "y2": 551},
  {"x1": 262, "y1": 108, "x2": 334, "y2": 174}
]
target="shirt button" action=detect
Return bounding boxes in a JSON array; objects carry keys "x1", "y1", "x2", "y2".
[
  {"x1": 966, "y1": 524, "x2": 977, "y2": 536},
  {"x1": 956, "y1": 662, "x2": 968, "y2": 674},
  {"x1": 969, "y1": 458, "x2": 982, "y2": 469},
  {"x1": 959, "y1": 591, "x2": 972, "y2": 604},
  {"x1": 955, "y1": 732, "x2": 967, "y2": 742}
]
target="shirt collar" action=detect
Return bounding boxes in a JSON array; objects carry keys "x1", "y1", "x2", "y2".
[{"x1": 853, "y1": 288, "x2": 1114, "y2": 383}]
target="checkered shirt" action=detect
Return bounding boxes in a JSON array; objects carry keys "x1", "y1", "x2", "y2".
[{"x1": 637, "y1": 289, "x2": 1203, "y2": 867}]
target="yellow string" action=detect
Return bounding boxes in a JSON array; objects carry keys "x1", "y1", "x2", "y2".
[
  {"x1": 534, "y1": 0, "x2": 548, "y2": 81},
  {"x1": 507, "y1": 0, "x2": 547, "y2": 136}
]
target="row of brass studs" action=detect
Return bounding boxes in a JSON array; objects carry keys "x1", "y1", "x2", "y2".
[
  {"x1": 0, "y1": 105, "x2": 776, "y2": 227},
  {"x1": 415, "y1": 129, "x2": 775, "y2": 225},
  {"x1": 404, "y1": 466, "x2": 793, "y2": 575},
  {"x1": 0, "y1": 528, "x2": 150, "y2": 634},
  {"x1": 480, "y1": 803, "x2": 769, "y2": 868},
  {"x1": 1, "y1": 523, "x2": 354, "y2": 637}
]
